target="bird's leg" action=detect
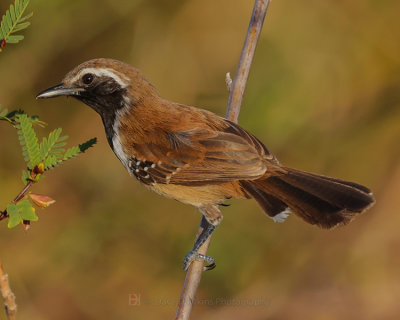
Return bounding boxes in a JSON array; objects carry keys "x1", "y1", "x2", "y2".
[
  {"x1": 183, "y1": 205, "x2": 222, "y2": 271},
  {"x1": 183, "y1": 218, "x2": 216, "y2": 271}
]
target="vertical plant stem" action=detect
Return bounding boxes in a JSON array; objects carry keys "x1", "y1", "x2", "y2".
[
  {"x1": 226, "y1": 0, "x2": 270, "y2": 123},
  {"x1": 0, "y1": 263, "x2": 17, "y2": 320},
  {"x1": 175, "y1": 216, "x2": 211, "y2": 319},
  {"x1": 175, "y1": 1, "x2": 271, "y2": 319}
]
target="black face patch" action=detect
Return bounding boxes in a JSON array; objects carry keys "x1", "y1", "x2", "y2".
[
  {"x1": 76, "y1": 84, "x2": 126, "y2": 114},
  {"x1": 90, "y1": 77, "x2": 122, "y2": 96},
  {"x1": 74, "y1": 84, "x2": 129, "y2": 150}
]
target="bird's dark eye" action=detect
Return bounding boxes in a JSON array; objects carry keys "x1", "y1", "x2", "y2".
[{"x1": 82, "y1": 73, "x2": 94, "y2": 85}]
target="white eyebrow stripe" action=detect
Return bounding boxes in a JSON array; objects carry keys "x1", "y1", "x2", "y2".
[{"x1": 71, "y1": 68, "x2": 129, "y2": 88}]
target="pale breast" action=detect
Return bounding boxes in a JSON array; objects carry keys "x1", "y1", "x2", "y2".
[
  {"x1": 112, "y1": 132, "x2": 130, "y2": 169},
  {"x1": 148, "y1": 182, "x2": 245, "y2": 207}
]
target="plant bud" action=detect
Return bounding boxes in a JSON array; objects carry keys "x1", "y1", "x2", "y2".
[
  {"x1": 29, "y1": 193, "x2": 56, "y2": 208},
  {"x1": 0, "y1": 39, "x2": 6, "y2": 51}
]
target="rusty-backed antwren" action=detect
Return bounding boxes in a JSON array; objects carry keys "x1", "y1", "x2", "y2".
[{"x1": 37, "y1": 58, "x2": 375, "y2": 270}]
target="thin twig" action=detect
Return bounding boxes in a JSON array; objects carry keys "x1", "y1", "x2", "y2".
[
  {"x1": 225, "y1": 72, "x2": 233, "y2": 92},
  {"x1": 0, "y1": 181, "x2": 34, "y2": 221},
  {"x1": 175, "y1": 216, "x2": 211, "y2": 319},
  {"x1": 226, "y1": 0, "x2": 270, "y2": 123},
  {"x1": 12, "y1": 181, "x2": 34, "y2": 204},
  {"x1": 0, "y1": 263, "x2": 17, "y2": 320},
  {"x1": 175, "y1": 1, "x2": 271, "y2": 319}
]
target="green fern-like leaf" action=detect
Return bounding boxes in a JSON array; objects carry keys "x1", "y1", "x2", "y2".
[
  {"x1": 0, "y1": 0, "x2": 32, "y2": 45},
  {"x1": 0, "y1": 105, "x2": 7, "y2": 117},
  {"x1": 27, "y1": 115, "x2": 46, "y2": 128},
  {"x1": 43, "y1": 137, "x2": 97, "y2": 170},
  {"x1": 40, "y1": 127, "x2": 68, "y2": 161},
  {"x1": 79, "y1": 138, "x2": 97, "y2": 153},
  {"x1": 1, "y1": 109, "x2": 46, "y2": 128},
  {"x1": 16, "y1": 113, "x2": 41, "y2": 169},
  {"x1": 62, "y1": 138, "x2": 97, "y2": 161},
  {"x1": 21, "y1": 169, "x2": 29, "y2": 184},
  {"x1": 62, "y1": 145, "x2": 80, "y2": 161},
  {"x1": 0, "y1": 105, "x2": 12, "y2": 123},
  {"x1": 43, "y1": 154, "x2": 59, "y2": 170}
]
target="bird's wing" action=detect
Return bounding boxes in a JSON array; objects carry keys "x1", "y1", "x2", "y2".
[{"x1": 129, "y1": 121, "x2": 280, "y2": 186}]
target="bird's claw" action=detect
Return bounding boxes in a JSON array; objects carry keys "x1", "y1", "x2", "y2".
[{"x1": 182, "y1": 250, "x2": 216, "y2": 271}]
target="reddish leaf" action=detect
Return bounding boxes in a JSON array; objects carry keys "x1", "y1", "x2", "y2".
[{"x1": 29, "y1": 193, "x2": 56, "y2": 208}]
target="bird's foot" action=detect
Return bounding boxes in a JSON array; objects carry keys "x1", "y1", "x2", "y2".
[{"x1": 182, "y1": 250, "x2": 216, "y2": 271}]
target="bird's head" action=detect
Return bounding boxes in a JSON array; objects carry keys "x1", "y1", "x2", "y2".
[{"x1": 36, "y1": 58, "x2": 157, "y2": 116}]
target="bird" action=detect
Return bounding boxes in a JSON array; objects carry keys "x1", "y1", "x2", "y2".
[{"x1": 37, "y1": 58, "x2": 375, "y2": 271}]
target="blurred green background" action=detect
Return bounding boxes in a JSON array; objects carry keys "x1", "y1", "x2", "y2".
[{"x1": 1, "y1": 0, "x2": 399, "y2": 319}]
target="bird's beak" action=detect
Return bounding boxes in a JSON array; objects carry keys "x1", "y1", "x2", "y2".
[{"x1": 36, "y1": 83, "x2": 85, "y2": 99}]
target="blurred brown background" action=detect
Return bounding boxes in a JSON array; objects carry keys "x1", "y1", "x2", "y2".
[{"x1": 0, "y1": 0, "x2": 399, "y2": 319}]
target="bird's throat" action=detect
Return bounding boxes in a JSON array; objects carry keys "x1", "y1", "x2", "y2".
[{"x1": 109, "y1": 107, "x2": 131, "y2": 170}]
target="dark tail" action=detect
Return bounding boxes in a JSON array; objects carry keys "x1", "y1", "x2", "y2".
[{"x1": 241, "y1": 167, "x2": 375, "y2": 228}]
